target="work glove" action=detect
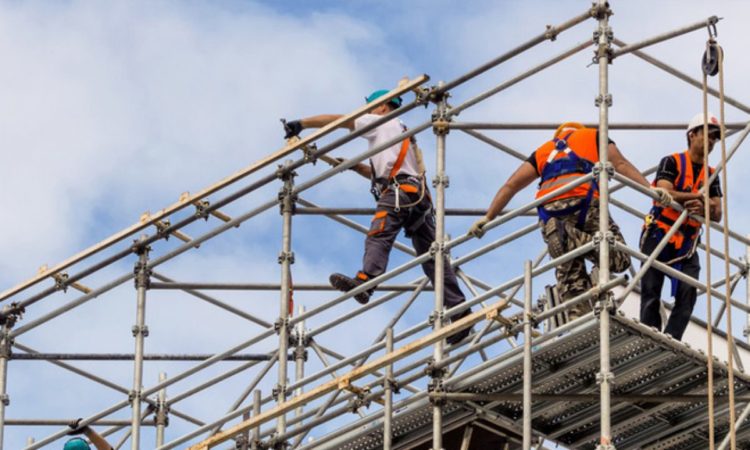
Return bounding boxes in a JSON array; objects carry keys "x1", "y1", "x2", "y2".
[
  {"x1": 651, "y1": 187, "x2": 673, "y2": 206},
  {"x1": 282, "y1": 119, "x2": 303, "y2": 139},
  {"x1": 67, "y1": 418, "x2": 89, "y2": 436},
  {"x1": 468, "y1": 217, "x2": 490, "y2": 239}
]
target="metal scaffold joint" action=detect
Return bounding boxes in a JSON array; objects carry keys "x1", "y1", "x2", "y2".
[
  {"x1": 544, "y1": 24, "x2": 559, "y2": 41},
  {"x1": 589, "y1": 1, "x2": 613, "y2": 20},
  {"x1": 424, "y1": 358, "x2": 447, "y2": 380},
  {"x1": 274, "y1": 317, "x2": 290, "y2": 335},
  {"x1": 594, "y1": 290, "x2": 617, "y2": 315},
  {"x1": 0, "y1": 304, "x2": 24, "y2": 329},
  {"x1": 595, "y1": 93, "x2": 613, "y2": 107},
  {"x1": 155, "y1": 400, "x2": 170, "y2": 427},
  {"x1": 432, "y1": 174, "x2": 450, "y2": 188},
  {"x1": 267, "y1": 434, "x2": 289, "y2": 450},
  {"x1": 596, "y1": 371, "x2": 615, "y2": 386},
  {"x1": 131, "y1": 324, "x2": 149, "y2": 338},
  {"x1": 272, "y1": 383, "x2": 287, "y2": 399},
  {"x1": 428, "y1": 310, "x2": 445, "y2": 327},
  {"x1": 277, "y1": 251, "x2": 295, "y2": 265},
  {"x1": 133, "y1": 261, "x2": 152, "y2": 290}
]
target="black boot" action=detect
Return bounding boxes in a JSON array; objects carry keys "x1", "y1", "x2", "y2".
[
  {"x1": 446, "y1": 308, "x2": 474, "y2": 346},
  {"x1": 329, "y1": 272, "x2": 373, "y2": 305}
]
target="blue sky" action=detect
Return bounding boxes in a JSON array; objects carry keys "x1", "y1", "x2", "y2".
[{"x1": 1, "y1": 1, "x2": 749, "y2": 448}]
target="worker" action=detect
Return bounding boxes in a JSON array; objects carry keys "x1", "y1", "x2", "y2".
[
  {"x1": 468, "y1": 123, "x2": 672, "y2": 319},
  {"x1": 65, "y1": 419, "x2": 113, "y2": 450},
  {"x1": 283, "y1": 89, "x2": 472, "y2": 345},
  {"x1": 639, "y1": 113, "x2": 723, "y2": 341}
]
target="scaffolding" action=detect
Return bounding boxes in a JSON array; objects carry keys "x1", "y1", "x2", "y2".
[{"x1": 2, "y1": 1, "x2": 750, "y2": 449}]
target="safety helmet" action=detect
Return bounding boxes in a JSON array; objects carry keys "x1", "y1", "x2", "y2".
[
  {"x1": 553, "y1": 122, "x2": 585, "y2": 139},
  {"x1": 64, "y1": 438, "x2": 92, "y2": 450},
  {"x1": 365, "y1": 89, "x2": 402, "y2": 108},
  {"x1": 686, "y1": 112, "x2": 720, "y2": 134}
]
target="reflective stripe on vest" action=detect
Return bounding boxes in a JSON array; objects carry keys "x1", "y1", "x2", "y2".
[{"x1": 535, "y1": 128, "x2": 599, "y2": 202}]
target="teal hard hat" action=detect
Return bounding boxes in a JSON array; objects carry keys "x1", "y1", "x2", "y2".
[
  {"x1": 64, "y1": 438, "x2": 92, "y2": 450},
  {"x1": 365, "y1": 89, "x2": 402, "y2": 108}
]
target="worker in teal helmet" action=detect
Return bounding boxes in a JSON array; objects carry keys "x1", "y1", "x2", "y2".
[
  {"x1": 64, "y1": 419, "x2": 113, "y2": 450},
  {"x1": 283, "y1": 88, "x2": 473, "y2": 346}
]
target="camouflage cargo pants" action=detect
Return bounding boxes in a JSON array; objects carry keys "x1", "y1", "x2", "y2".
[{"x1": 540, "y1": 198, "x2": 631, "y2": 316}]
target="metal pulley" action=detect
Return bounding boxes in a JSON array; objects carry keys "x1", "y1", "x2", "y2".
[{"x1": 702, "y1": 41, "x2": 721, "y2": 77}]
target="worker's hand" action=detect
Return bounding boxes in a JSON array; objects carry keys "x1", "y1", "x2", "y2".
[
  {"x1": 468, "y1": 217, "x2": 490, "y2": 239},
  {"x1": 283, "y1": 120, "x2": 303, "y2": 139},
  {"x1": 684, "y1": 199, "x2": 704, "y2": 216},
  {"x1": 651, "y1": 187, "x2": 673, "y2": 206},
  {"x1": 67, "y1": 418, "x2": 89, "y2": 436}
]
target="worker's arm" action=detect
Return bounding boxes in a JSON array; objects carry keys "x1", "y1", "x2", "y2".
[
  {"x1": 608, "y1": 143, "x2": 672, "y2": 205},
  {"x1": 300, "y1": 114, "x2": 355, "y2": 131},
  {"x1": 83, "y1": 428, "x2": 113, "y2": 450},
  {"x1": 654, "y1": 179, "x2": 702, "y2": 204},
  {"x1": 607, "y1": 143, "x2": 650, "y2": 188},
  {"x1": 333, "y1": 158, "x2": 371, "y2": 179},
  {"x1": 468, "y1": 162, "x2": 537, "y2": 238},
  {"x1": 709, "y1": 196, "x2": 722, "y2": 222},
  {"x1": 485, "y1": 162, "x2": 538, "y2": 221}
]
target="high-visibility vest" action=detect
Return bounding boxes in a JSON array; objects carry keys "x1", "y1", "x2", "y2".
[
  {"x1": 647, "y1": 151, "x2": 712, "y2": 251},
  {"x1": 534, "y1": 128, "x2": 600, "y2": 203}
]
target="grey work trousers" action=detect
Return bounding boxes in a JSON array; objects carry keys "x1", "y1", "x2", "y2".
[{"x1": 363, "y1": 186, "x2": 466, "y2": 309}]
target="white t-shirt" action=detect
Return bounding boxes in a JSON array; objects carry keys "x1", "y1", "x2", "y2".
[{"x1": 353, "y1": 113, "x2": 420, "y2": 180}]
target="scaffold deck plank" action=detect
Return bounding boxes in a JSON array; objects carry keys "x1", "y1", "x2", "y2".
[{"x1": 326, "y1": 313, "x2": 750, "y2": 450}]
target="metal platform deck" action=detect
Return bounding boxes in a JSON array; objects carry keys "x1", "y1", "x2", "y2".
[{"x1": 319, "y1": 313, "x2": 750, "y2": 450}]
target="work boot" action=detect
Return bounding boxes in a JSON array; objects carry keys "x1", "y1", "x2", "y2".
[
  {"x1": 329, "y1": 272, "x2": 373, "y2": 305},
  {"x1": 446, "y1": 308, "x2": 474, "y2": 346}
]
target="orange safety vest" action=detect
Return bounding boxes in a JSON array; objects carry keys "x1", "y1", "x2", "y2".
[
  {"x1": 647, "y1": 151, "x2": 712, "y2": 251},
  {"x1": 534, "y1": 128, "x2": 600, "y2": 203}
]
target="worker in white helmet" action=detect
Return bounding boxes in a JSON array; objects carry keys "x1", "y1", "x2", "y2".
[{"x1": 639, "y1": 113, "x2": 723, "y2": 341}]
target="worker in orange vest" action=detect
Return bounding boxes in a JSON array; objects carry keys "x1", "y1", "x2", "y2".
[
  {"x1": 468, "y1": 123, "x2": 672, "y2": 319},
  {"x1": 639, "y1": 113, "x2": 723, "y2": 341},
  {"x1": 284, "y1": 90, "x2": 472, "y2": 345}
]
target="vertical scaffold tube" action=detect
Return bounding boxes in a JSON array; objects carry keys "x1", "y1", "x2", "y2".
[
  {"x1": 746, "y1": 234, "x2": 749, "y2": 346},
  {"x1": 431, "y1": 83, "x2": 449, "y2": 450},
  {"x1": 594, "y1": 2, "x2": 614, "y2": 448},
  {"x1": 131, "y1": 238, "x2": 150, "y2": 450},
  {"x1": 523, "y1": 260, "x2": 533, "y2": 449},
  {"x1": 276, "y1": 162, "x2": 295, "y2": 444},
  {"x1": 252, "y1": 390, "x2": 261, "y2": 450},
  {"x1": 294, "y1": 305, "x2": 306, "y2": 424},
  {"x1": 384, "y1": 328, "x2": 394, "y2": 450},
  {"x1": 156, "y1": 372, "x2": 168, "y2": 447},
  {"x1": 0, "y1": 324, "x2": 9, "y2": 450}
]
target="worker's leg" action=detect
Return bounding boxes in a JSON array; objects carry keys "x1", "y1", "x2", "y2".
[
  {"x1": 638, "y1": 230, "x2": 668, "y2": 331},
  {"x1": 580, "y1": 200, "x2": 631, "y2": 273},
  {"x1": 663, "y1": 252, "x2": 700, "y2": 341},
  {"x1": 362, "y1": 191, "x2": 407, "y2": 277},
  {"x1": 541, "y1": 212, "x2": 592, "y2": 318},
  {"x1": 408, "y1": 196, "x2": 467, "y2": 311}
]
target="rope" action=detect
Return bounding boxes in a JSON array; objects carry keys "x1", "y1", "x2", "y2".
[
  {"x1": 717, "y1": 42, "x2": 738, "y2": 450},
  {"x1": 702, "y1": 37, "x2": 716, "y2": 450}
]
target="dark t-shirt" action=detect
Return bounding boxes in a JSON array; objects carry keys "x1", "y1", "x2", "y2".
[
  {"x1": 525, "y1": 131, "x2": 614, "y2": 175},
  {"x1": 654, "y1": 154, "x2": 722, "y2": 198}
]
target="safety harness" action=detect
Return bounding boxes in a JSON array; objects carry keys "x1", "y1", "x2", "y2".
[
  {"x1": 643, "y1": 151, "x2": 706, "y2": 266},
  {"x1": 368, "y1": 132, "x2": 431, "y2": 236},
  {"x1": 536, "y1": 130, "x2": 599, "y2": 229}
]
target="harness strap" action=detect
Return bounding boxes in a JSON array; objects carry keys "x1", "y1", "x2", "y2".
[
  {"x1": 388, "y1": 138, "x2": 411, "y2": 180},
  {"x1": 676, "y1": 152, "x2": 687, "y2": 191}
]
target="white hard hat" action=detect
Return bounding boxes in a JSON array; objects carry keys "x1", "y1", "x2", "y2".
[{"x1": 687, "y1": 112, "x2": 720, "y2": 133}]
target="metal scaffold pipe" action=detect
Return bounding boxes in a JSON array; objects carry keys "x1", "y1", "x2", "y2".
[
  {"x1": 522, "y1": 260, "x2": 533, "y2": 449},
  {"x1": 431, "y1": 83, "x2": 449, "y2": 450},
  {"x1": 594, "y1": 1, "x2": 614, "y2": 447},
  {"x1": 276, "y1": 161, "x2": 295, "y2": 443},
  {"x1": 611, "y1": 16, "x2": 719, "y2": 59},
  {"x1": 131, "y1": 238, "x2": 150, "y2": 450}
]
